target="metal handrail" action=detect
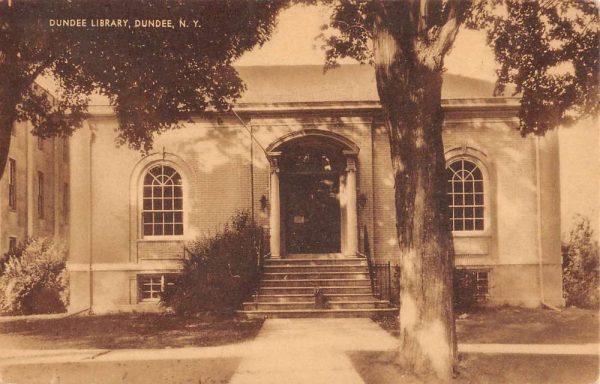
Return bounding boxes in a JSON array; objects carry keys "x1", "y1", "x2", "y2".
[{"x1": 357, "y1": 250, "x2": 376, "y2": 295}]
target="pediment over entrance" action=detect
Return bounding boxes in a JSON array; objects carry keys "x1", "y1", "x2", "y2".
[{"x1": 265, "y1": 129, "x2": 360, "y2": 156}]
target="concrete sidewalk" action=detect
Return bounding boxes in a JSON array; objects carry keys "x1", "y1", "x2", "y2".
[
  {"x1": 459, "y1": 343, "x2": 600, "y2": 355},
  {"x1": 229, "y1": 318, "x2": 397, "y2": 384},
  {"x1": 0, "y1": 318, "x2": 598, "y2": 383}
]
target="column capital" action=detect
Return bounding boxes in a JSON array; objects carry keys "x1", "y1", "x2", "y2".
[
  {"x1": 345, "y1": 156, "x2": 357, "y2": 173},
  {"x1": 268, "y1": 151, "x2": 282, "y2": 174}
]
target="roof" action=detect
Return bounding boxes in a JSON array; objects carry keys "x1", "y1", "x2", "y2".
[
  {"x1": 82, "y1": 64, "x2": 519, "y2": 115},
  {"x1": 235, "y1": 64, "x2": 511, "y2": 104}
]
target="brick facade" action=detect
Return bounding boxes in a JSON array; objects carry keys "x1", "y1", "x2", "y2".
[{"x1": 66, "y1": 66, "x2": 563, "y2": 312}]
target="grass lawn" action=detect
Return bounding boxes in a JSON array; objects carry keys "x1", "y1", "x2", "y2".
[
  {"x1": 0, "y1": 313, "x2": 264, "y2": 350},
  {"x1": 349, "y1": 351, "x2": 599, "y2": 384},
  {"x1": 367, "y1": 307, "x2": 599, "y2": 383},
  {"x1": 375, "y1": 306, "x2": 599, "y2": 344},
  {"x1": 0, "y1": 358, "x2": 242, "y2": 384}
]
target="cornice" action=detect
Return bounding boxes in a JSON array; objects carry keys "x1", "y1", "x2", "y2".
[{"x1": 85, "y1": 97, "x2": 520, "y2": 117}]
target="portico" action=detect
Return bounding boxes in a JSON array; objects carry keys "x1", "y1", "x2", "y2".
[{"x1": 266, "y1": 130, "x2": 360, "y2": 258}]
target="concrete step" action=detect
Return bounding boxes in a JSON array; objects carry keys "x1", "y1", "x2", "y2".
[
  {"x1": 284, "y1": 253, "x2": 347, "y2": 259},
  {"x1": 237, "y1": 307, "x2": 399, "y2": 319},
  {"x1": 263, "y1": 272, "x2": 370, "y2": 280},
  {"x1": 264, "y1": 258, "x2": 367, "y2": 266},
  {"x1": 258, "y1": 286, "x2": 373, "y2": 295},
  {"x1": 264, "y1": 264, "x2": 369, "y2": 273},
  {"x1": 242, "y1": 300, "x2": 391, "y2": 311},
  {"x1": 252, "y1": 294, "x2": 378, "y2": 302},
  {"x1": 261, "y1": 279, "x2": 371, "y2": 287}
]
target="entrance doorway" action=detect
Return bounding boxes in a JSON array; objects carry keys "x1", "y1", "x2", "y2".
[
  {"x1": 280, "y1": 139, "x2": 344, "y2": 254},
  {"x1": 284, "y1": 173, "x2": 340, "y2": 253}
]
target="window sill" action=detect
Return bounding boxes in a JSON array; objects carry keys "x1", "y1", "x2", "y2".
[
  {"x1": 138, "y1": 237, "x2": 185, "y2": 242},
  {"x1": 139, "y1": 298, "x2": 160, "y2": 303},
  {"x1": 451, "y1": 231, "x2": 492, "y2": 238}
]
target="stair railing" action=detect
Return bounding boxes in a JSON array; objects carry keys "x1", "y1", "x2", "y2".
[
  {"x1": 358, "y1": 225, "x2": 376, "y2": 295},
  {"x1": 358, "y1": 225, "x2": 392, "y2": 301}
]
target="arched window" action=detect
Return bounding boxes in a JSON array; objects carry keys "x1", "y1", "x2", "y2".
[
  {"x1": 446, "y1": 159, "x2": 484, "y2": 231},
  {"x1": 142, "y1": 165, "x2": 183, "y2": 237}
]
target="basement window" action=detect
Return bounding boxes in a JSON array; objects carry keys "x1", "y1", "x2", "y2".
[
  {"x1": 474, "y1": 271, "x2": 489, "y2": 300},
  {"x1": 455, "y1": 269, "x2": 490, "y2": 302},
  {"x1": 138, "y1": 274, "x2": 177, "y2": 302}
]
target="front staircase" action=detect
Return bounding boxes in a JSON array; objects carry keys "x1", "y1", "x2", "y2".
[{"x1": 238, "y1": 253, "x2": 398, "y2": 319}]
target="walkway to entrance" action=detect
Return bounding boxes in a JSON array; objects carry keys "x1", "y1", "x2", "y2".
[
  {"x1": 2, "y1": 318, "x2": 598, "y2": 383},
  {"x1": 229, "y1": 318, "x2": 398, "y2": 384}
]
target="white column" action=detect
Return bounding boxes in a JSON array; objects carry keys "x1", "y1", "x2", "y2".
[
  {"x1": 269, "y1": 154, "x2": 281, "y2": 258},
  {"x1": 345, "y1": 156, "x2": 358, "y2": 256}
]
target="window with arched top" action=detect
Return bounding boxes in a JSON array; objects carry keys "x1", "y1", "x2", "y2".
[
  {"x1": 142, "y1": 164, "x2": 183, "y2": 237},
  {"x1": 446, "y1": 159, "x2": 485, "y2": 231}
]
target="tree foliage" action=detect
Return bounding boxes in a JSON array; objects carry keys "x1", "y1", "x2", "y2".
[
  {"x1": 563, "y1": 215, "x2": 599, "y2": 309},
  {"x1": 319, "y1": 0, "x2": 598, "y2": 136},
  {"x1": 0, "y1": 0, "x2": 287, "y2": 178}
]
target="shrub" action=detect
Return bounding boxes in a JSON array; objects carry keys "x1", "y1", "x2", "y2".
[
  {"x1": 563, "y1": 215, "x2": 599, "y2": 309},
  {"x1": 0, "y1": 238, "x2": 68, "y2": 315},
  {"x1": 161, "y1": 211, "x2": 267, "y2": 315},
  {"x1": 0, "y1": 238, "x2": 33, "y2": 276}
]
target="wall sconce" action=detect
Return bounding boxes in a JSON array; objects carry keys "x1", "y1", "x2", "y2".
[
  {"x1": 358, "y1": 193, "x2": 367, "y2": 210},
  {"x1": 260, "y1": 195, "x2": 268, "y2": 211}
]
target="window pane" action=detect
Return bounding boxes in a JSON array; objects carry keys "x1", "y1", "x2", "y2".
[
  {"x1": 475, "y1": 207, "x2": 484, "y2": 219},
  {"x1": 164, "y1": 199, "x2": 173, "y2": 210},
  {"x1": 153, "y1": 199, "x2": 162, "y2": 210},
  {"x1": 465, "y1": 220, "x2": 474, "y2": 230},
  {"x1": 475, "y1": 193, "x2": 484, "y2": 205},
  {"x1": 164, "y1": 212, "x2": 174, "y2": 223},
  {"x1": 174, "y1": 186, "x2": 183, "y2": 197},
  {"x1": 174, "y1": 198, "x2": 183, "y2": 210},
  {"x1": 454, "y1": 182, "x2": 463, "y2": 193},
  {"x1": 163, "y1": 167, "x2": 174, "y2": 178},
  {"x1": 142, "y1": 212, "x2": 153, "y2": 224},
  {"x1": 144, "y1": 174, "x2": 154, "y2": 185},
  {"x1": 153, "y1": 224, "x2": 163, "y2": 236},
  {"x1": 164, "y1": 225, "x2": 174, "y2": 236},
  {"x1": 174, "y1": 224, "x2": 183, "y2": 235},
  {"x1": 143, "y1": 199, "x2": 152, "y2": 210},
  {"x1": 174, "y1": 212, "x2": 183, "y2": 223},
  {"x1": 454, "y1": 220, "x2": 464, "y2": 231},
  {"x1": 153, "y1": 187, "x2": 163, "y2": 198},
  {"x1": 474, "y1": 181, "x2": 483, "y2": 193},
  {"x1": 475, "y1": 219, "x2": 484, "y2": 230},
  {"x1": 143, "y1": 224, "x2": 153, "y2": 236},
  {"x1": 464, "y1": 194, "x2": 473, "y2": 205}
]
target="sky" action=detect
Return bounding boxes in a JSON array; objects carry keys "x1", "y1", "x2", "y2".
[{"x1": 236, "y1": 5, "x2": 599, "y2": 240}]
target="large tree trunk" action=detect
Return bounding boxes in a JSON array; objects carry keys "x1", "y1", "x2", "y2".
[{"x1": 372, "y1": 12, "x2": 457, "y2": 383}]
